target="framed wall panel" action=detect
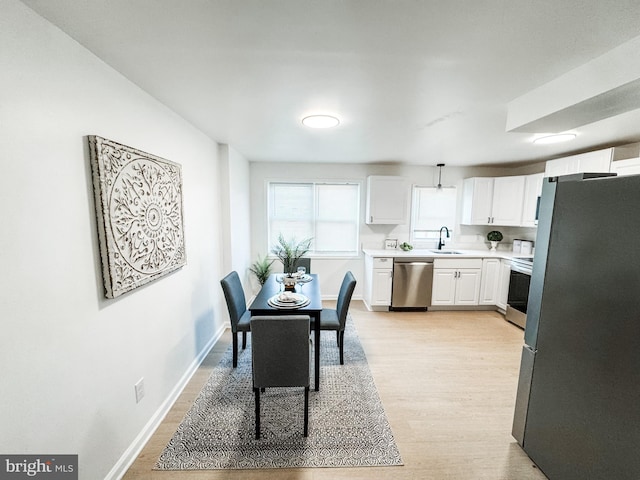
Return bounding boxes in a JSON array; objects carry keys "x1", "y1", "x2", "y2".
[{"x1": 88, "y1": 135, "x2": 186, "y2": 298}]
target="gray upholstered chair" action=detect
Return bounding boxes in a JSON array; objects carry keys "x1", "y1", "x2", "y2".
[
  {"x1": 250, "y1": 315, "x2": 310, "y2": 439},
  {"x1": 292, "y1": 257, "x2": 311, "y2": 274},
  {"x1": 220, "y1": 271, "x2": 251, "y2": 368},
  {"x1": 312, "y1": 271, "x2": 356, "y2": 365}
]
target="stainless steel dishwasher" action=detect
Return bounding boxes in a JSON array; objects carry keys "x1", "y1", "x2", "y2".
[{"x1": 391, "y1": 258, "x2": 434, "y2": 310}]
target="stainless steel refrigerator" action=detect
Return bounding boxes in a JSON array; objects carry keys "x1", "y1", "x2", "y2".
[{"x1": 512, "y1": 172, "x2": 640, "y2": 480}]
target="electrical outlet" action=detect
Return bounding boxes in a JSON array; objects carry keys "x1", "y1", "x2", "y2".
[{"x1": 134, "y1": 378, "x2": 145, "y2": 403}]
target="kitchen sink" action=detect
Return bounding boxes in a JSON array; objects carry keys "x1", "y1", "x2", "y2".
[{"x1": 430, "y1": 250, "x2": 463, "y2": 254}]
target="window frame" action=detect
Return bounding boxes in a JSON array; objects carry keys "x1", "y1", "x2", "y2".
[
  {"x1": 266, "y1": 180, "x2": 361, "y2": 258},
  {"x1": 409, "y1": 184, "x2": 458, "y2": 248}
]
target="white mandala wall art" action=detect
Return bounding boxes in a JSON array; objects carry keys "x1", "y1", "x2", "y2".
[{"x1": 89, "y1": 136, "x2": 186, "y2": 298}]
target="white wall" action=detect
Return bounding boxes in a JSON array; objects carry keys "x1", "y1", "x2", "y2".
[
  {"x1": 250, "y1": 161, "x2": 544, "y2": 297},
  {"x1": 0, "y1": 1, "x2": 236, "y2": 478},
  {"x1": 219, "y1": 144, "x2": 253, "y2": 296}
]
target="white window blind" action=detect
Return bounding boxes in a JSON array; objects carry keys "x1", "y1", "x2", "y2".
[
  {"x1": 411, "y1": 186, "x2": 457, "y2": 244},
  {"x1": 268, "y1": 182, "x2": 360, "y2": 255}
]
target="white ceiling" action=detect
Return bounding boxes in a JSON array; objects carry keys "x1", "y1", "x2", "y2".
[{"x1": 21, "y1": 0, "x2": 640, "y2": 166}]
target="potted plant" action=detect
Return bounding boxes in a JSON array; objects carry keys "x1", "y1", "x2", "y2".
[
  {"x1": 271, "y1": 233, "x2": 312, "y2": 273},
  {"x1": 487, "y1": 230, "x2": 503, "y2": 251},
  {"x1": 249, "y1": 255, "x2": 274, "y2": 286}
]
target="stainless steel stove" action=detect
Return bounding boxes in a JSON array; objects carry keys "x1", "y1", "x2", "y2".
[{"x1": 505, "y1": 257, "x2": 534, "y2": 328}]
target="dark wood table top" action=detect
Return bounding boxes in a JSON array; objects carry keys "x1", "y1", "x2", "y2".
[{"x1": 249, "y1": 273, "x2": 322, "y2": 315}]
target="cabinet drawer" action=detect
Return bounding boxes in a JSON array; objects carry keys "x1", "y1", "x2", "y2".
[
  {"x1": 373, "y1": 257, "x2": 393, "y2": 268},
  {"x1": 434, "y1": 258, "x2": 482, "y2": 269}
]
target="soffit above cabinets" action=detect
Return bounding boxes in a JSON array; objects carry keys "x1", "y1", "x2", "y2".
[{"x1": 507, "y1": 36, "x2": 640, "y2": 134}]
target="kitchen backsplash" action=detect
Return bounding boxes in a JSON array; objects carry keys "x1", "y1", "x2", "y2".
[{"x1": 362, "y1": 228, "x2": 538, "y2": 252}]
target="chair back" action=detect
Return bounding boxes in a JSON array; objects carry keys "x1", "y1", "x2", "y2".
[
  {"x1": 220, "y1": 271, "x2": 247, "y2": 327},
  {"x1": 292, "y1": 257, "x2": 311, "y2": 274},
  {"x1": 335, "y1": 271, "x2": 357, "y2": 327},
  {"x1": 251, "y1": 315, "x2": 310, "y2": 389}
]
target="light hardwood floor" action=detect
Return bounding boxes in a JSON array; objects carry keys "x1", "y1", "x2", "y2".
[{"x1": 123, "y1": 302, "x2": 548, "y2": 480}]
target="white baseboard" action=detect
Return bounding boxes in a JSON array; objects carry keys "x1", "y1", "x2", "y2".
[{"x1": 104, "y1": 325, "x2": 226, "y2": 480}]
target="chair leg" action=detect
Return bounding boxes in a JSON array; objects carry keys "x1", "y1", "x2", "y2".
[
  {"x1": 303, "y1": 386, "x2": 309, "y2": 437},
  {"x1": 232, "y1": 333, "x2": 238, "y2": 368},
  {"x1": 336, "y1": 330, "x2": 340, "y2": 346},
  {"x1": 242, "y1": 331, "x2": 247, "y2": 349},
  {"x1": 254, "y1": 387, "x2": 261, "y2": 440},
  {"x1": 339, "y1": 331, "x2": 345, "y2": 365}
]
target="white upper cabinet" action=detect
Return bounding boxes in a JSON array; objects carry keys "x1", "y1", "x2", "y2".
[
  {"x1": 544, "y1": 148, "x2": 612, "y2": 177},
  {"x1": 461, "y1": 177, "x2": 494, "y2": 225},
  {"x1": 521, "y1": 173, "x2": 544, "y2": 227},
  {"x1": 365, "y1": 175, "x2": 408, "y2": 224},
  {"x1": 462, "y1": 176, "x2": 525, "y2": 226},
  {"x1": 610, "y1": 158, "x2": 640, "y2": 176}
]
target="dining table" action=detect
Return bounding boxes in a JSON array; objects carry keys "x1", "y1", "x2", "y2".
[{"x1": 249, "y1": 273, "x2": 322, "y2": 391}]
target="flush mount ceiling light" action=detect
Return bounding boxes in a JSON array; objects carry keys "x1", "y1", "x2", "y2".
[
  {"x1": 302, "y1": 115, "x2": 340, "y2": 129},
  {"x1": 533, "y1": 133, "x2": 577, "y2": 145}
]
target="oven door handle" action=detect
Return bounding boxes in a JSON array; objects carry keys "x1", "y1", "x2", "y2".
[{"x1": 510, "y1": 264, "x2": 532, "y2": 275}]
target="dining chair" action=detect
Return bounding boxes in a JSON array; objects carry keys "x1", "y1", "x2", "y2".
[
  {"x1": 250, "y1": 315, "x2": 310, "y2": 439},
  {"x1": 293, "y1": 257, "x2": 311, "y2": 274},
  {"x1": 220, "y1": 271, "x2": 251, "y2": 368},
  {"x1": 312, "y1": 271, "x2": 356, "y2": 365}
]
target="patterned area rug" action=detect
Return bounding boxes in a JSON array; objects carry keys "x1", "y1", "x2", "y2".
[{"x1": 155, "y1": 319, "x2": 403, "y2": 470}]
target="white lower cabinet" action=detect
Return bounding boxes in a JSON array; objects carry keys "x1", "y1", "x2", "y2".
[
  {"x1": 371, "y1": 267, "x2": 393, "y2": 305},
  {"x1": 479, "y1": 258, "x2": 501, "y2": 305},
  {"x1": 496, "y1": 259, "x2": 511, "y2": 311},
  {"x1": 363, "y1": 256, "x2": 393, "y2": 309},
  {"x1": 432, "y1": 258, "x2": 482, "y2": 306}
]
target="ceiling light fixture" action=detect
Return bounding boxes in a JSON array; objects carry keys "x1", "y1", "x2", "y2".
[
  {"x1": 302, "y1": 115, "x2": 340, "y2": 129},
  {"x1": 533, "y1": 133, "x2": 577, "y2": 145}
]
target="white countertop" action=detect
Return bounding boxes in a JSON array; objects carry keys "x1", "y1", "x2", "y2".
[{"x1": 362, "y1": 248, "x2": 533, "y2": 261}]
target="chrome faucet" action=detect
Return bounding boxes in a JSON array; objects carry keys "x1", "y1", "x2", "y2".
[{"x1": 438, "y1": 226, "x2": 450, "y2": 250}]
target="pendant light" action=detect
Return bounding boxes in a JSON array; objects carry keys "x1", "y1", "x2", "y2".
[{"x1": 436, "y1": 163, "x2": 445, "y2": 188}]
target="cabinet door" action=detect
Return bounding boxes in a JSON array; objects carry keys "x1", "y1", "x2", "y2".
[
  {"x1": 545, "y1": 157, "x2": 573, "y2": 177},
  {"x1": 521, "y1": 173, "x2": 544, "y2": 227},
  {"x1": 479, "y1": 259, "x2": 500, "y2": 305},
  {"x1": 496, "y1": 260, "x2": 511, "y2": 311},
  {"x1": 462, "y1": 177, "x2": 493, "y2": 225},
  {"x1": 610, "y1": 158, "x2": 640, "y2": 176},
  {"x1": 431, "y1": 269, "x2": 457, "y2": 305},
  {"x1": 545, "y1": 148, "x2": 612, "y2": 177},
  {"x1": 371, "y1": 269, "x2": 393, "y2": 305},
  {"x1": 576, "y1": 149, "x2": 612, "y2": 173},
  {"x1": 455, "y1": 269, "x2": 481, "y2": 305},
  {"x1": 366, "y1": 176, "x2": 408, "y2": 224},
  {"x1": 491, "y1": 176, "x2": 525, "y2": 226}
]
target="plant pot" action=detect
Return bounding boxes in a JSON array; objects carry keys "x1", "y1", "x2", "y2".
[
  {"x1": 490, "y1": 241, "x2": 499, "y2": 251},
  {"x1": 283, "y1": 275, "x2": 297, "y2": 291}
]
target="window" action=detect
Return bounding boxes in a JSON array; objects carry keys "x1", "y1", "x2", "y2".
[
  {"x1": 268, "y1": 182, "x2": 360, "y2": 255},
  {"x1": 410, "y1": 186, "x2": 457, "y2": 247}
]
